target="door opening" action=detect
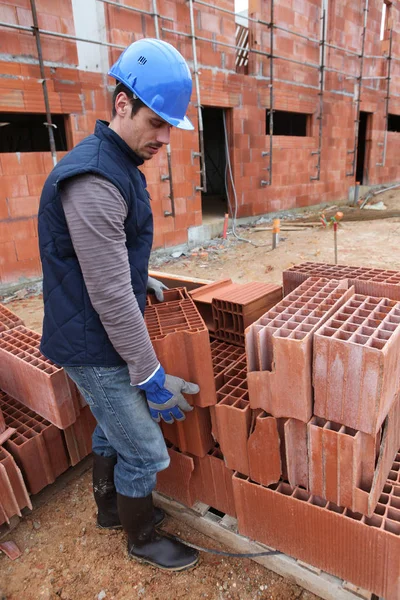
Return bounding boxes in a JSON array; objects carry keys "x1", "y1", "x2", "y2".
[
  {"x1": 356, "y1": 112, "x2": 372, "y2": 184},
  {"x1": 201, "y1": 107, "x2": 229, "y2": 223}
]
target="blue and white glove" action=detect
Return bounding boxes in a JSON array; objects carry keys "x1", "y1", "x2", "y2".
[
  {"x1": 138, "y1": 365, "x2": 199, "y2": 424},
  {"x1": 147, "y1": 276, "x2": 168, "y2": 302}
]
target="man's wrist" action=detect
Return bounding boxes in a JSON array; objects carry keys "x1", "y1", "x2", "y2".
[{"x1": 137, "y1": 363, "x2": 161, "y2": 386}]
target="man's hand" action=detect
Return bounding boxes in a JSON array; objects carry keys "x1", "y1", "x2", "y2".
[
  {"x1": 147, "y1": 276, "x2": 168, "y2": 302},
  {"x1": 138, "y1": 365, "x2": 199, "y2": 424}
]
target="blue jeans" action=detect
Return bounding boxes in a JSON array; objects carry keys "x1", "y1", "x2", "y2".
[{"x1": 64, "y1": 365, "x2": 170, "y2": 498}]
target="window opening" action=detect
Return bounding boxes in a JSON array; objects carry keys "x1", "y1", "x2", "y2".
[
  {"x1": 267, "y1": 110, "x2": 310, "y2": 136},
  {"x1": 388, "y1": 114, "x2": 400, "y2": 132},
  {"x1": 0, "y1": 113, "x2": 68, "y2": 153}
]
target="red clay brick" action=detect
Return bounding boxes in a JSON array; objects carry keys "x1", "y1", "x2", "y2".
[
  {"x1": 14, "y1": 237, "x2": 39, "y2": 261},
  {"x1": 0, "y1": 303, "x2": 24, "y2": 333},
  {"x1": 353, "y1": 394, "x2": 400, "y2": 516},
  {"x1": 308, "y1": 416, "x2": 377, "y2": 513},
  {"x1": 189, "y1": 279, "x2": 234, "y2": 332},
  {"x1": 0, "y1": 153, "x2": 45, "y2": 176},
  {"x1": 0, "y1": 445, "x2": 31, "y2": 526},
  {"x1": 284, "y1": 418, "x2": 308, "y2": 489},
  {"x1": 7, "y1": 196, "x2": 40, "y2": 219},
  {"x1": 145, "y1": 291, "x2": 216, "y2": 407},
  {"x1": 233, "y1": 474, "x2": 400, "y2": 600},
  {"x1": 63, "y1": 406, "x2": 96, "y2": 467},
  {"x1": 0, "y1": 326, "x2": 78, "y2": 429},
  {"x1": 212, "y1": 282, "x2": 283, "y2": 346},
  {"x1": 191, "y1": 447, "x2": 236, "y2": 517},
  {"x1": 283, "y1": 262, "x2": 400, "y2": 301},
  {"x1": 2, "y1": 175, "x2": 29, "y2": 198},
  {"x1": 246, "y1": 278, "x2": 353, "y2": 421},
  {"x1": 210, "y1": 339, "x2": 245, "y2": 390},
  {"x1": 314, "y1": 294, "x2": 400, "y2": 434},
  {"x1": 0, "y1": 391, "x2": 69, "y2": 495},
  {"x1": 214, "y1": 357, "x2": 251, "y2": 474},
  {"x1": 161, "y1": 406, "x2": 213, "y2": 458},
  {"x1": 156, "y1": 443, "x2": 195, "y2": 507},
  {"x1": 247, "y1": 411, "x2": 281, "y2": 486}
]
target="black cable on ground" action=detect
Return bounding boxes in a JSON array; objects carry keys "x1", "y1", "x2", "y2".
[{"x1": 167, "y1": 534, "x2": 281, "y2": 559}]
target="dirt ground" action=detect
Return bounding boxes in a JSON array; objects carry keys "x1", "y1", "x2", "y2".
[
  {"x1": 1, "y1": 190, "x2": 400, "y2": 600},
  {"x1": 1, "y1": 465, "x2": 318, "y2": 600},
  {"x1": 148, "y1": 188, "x2": 400, "y2": 286}
]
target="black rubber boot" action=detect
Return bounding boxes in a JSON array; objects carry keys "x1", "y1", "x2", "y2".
[
  {"x1": 93, "y1": 454, "x2": 165, "y2": 529},
  {"x1": 93, "y1": 454, "x2": 121, "y2": 529},
  {"x1": 117, "y1": 493, "x2": 199, "y2": 571}
]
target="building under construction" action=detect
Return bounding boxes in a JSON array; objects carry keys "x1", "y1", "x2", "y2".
[{"x1": 0, "y1": 0, "x2": 399, "y2": 285}]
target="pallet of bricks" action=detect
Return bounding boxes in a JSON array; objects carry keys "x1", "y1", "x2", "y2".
[
  {"x1": 0, "y1": 304, "x2": 96, "y2": 532},
  {"x1": 149, "y1": 271, "x2": 400, "y2": 600}
]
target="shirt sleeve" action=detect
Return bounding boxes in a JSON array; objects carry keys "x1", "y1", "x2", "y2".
[{"x1": 61, "y1": 173, "x2": 159, "y2": 384}]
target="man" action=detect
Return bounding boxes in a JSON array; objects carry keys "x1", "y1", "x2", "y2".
[{"x1": 38, "y1": 39, "x2": 199, "y2": 571}]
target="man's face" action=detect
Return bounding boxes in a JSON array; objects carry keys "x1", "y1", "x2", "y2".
[{"x1": 111, "y1": 93, "x2": 172, "y2": 160}]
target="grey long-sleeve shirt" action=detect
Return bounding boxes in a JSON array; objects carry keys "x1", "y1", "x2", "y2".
[{"x1": 61, "y1": 173, "x2": 159, "y2": 385}]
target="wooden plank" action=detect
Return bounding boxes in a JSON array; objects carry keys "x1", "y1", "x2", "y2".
[
  {"x1": 154, "y1": 492, "x2": 372, "y2": 600},
  {"x1": 148, "y1": 270, "x2": 212, "y2": 291}
]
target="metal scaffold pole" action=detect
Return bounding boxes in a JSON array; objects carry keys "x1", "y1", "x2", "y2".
[
  {"x1": 310, "y1": 8, "x2": 326, "y2": 182},
  {"x1": 188, "y1": 0, "x2": 207, "y2": 192},
  {"x1": 376, "y1": 27, "x2": 393, "y2": 168},
  {"x1": 261, "y1": 0, "x2": 274, "y2": 187},
  {"x1": 29, "y1": 0, "x2": 57, "y2": 166},
  {"x1": 346, "y1": 0, "x2": 369, "y2": 178},
  {"x1": 152, "y1": 0, "x2": 175, "y2": 217}
]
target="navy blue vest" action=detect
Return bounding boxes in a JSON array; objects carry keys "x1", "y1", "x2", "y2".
[{"x1": 38, "y1": 120, "x2": 153, "y2": 367}]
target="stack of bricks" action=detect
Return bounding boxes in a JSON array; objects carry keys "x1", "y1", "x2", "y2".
[
  {"x1": 145, "y1": 287, "x2": 216, "y2": 457},
  {"x1": 148, "y1": 283, "x2": 281, "y2": 517},
  {"x1": 152, "y1": 276, "x2": 400, "y2": 599},
  {"x1": 283, "y1": 261, "x2": 400, "y2": 300},
  {"x1": 1, "y1": 269, "x2": 400, "y2": 597},
  {"x1": 0, "y1": 304, "x2": 96, "y2": 526}
]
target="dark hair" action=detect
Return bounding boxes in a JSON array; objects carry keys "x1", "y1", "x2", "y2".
[{"x1": 111, "y1": 82, "x2": 146, "y2": 118}]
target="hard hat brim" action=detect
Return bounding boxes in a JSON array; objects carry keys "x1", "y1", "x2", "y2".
[{"x1": 171, "y1": 115, "x2": 194, "y2": 131}]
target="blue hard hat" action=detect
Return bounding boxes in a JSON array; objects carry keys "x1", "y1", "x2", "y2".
[{"x1": 109, "y1": 38, "x2": 194, "y2": 131}]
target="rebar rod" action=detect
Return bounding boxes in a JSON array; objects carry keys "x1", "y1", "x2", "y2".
[
  {"x1": 325, "y1": 42, "x2": 360, "y2": 57},
  {"x1": 29, "y1": 0, "x2": 57, "y2": 166},
  {"x1": 325, "y1": 66, "x2": 358, "y2": 78},
  {"x1": 162, "y1": 27, "x2": 320, "y2": 70},
  {"x1": 0, "y1": 20, "x2": 125, "y2": 49},
  {"x1": 273, "y1": 24, "x2": 319, "y2": 43},
  {"x1": 193, "y1": 0, "x2": 259, "y2": 23},
  {"x1": 97, "y1": 0, "x2": 173, "y2": 21},
  {"x1": 192, "y1": 0, "x2": 319, "y2": 43}
]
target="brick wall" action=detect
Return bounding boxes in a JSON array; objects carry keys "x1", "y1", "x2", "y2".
[{"x1": 0, "y1": 0, "x2": 399, "y2": 285}]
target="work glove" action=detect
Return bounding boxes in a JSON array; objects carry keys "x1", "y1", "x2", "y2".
[
  {"x1": 138, "y1": 365, "x2": 199, "y2": 424},
  {"x1": 147, "y1": 276, "x2": 168, "y2": 302}
]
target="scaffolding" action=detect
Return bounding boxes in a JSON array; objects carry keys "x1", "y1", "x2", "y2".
[
  {"x1": 346, "y1": 0, "x2": 369, "y2": 178},
  {"x1": 376, "y1": 27, "x2": 393, "y2": 168},
  {"x1": 0, "y1": 0, "x2": 396, "y2": 204},
  {"x1": 310, "y1": 9, "x2": 326, "y2": 182}
]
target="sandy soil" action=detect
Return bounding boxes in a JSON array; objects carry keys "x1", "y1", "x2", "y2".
[
  {"x1": 2, "y1": 191, "x2": 400, "y2": 599},
  {"x1": 149, "y1": 188, "x2": 400, "y2": 286}
]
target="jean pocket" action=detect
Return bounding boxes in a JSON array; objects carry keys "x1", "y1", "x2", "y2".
[
  {"x1": 64, "y1": 366, "x2": 97, "y2": 408},
  {"x1": 93, "y1": 365, "x2": 126, "y2": 376}
]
